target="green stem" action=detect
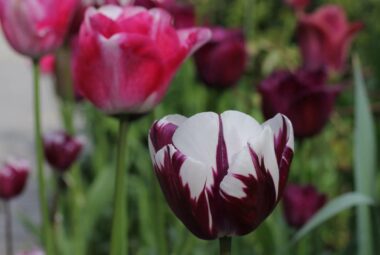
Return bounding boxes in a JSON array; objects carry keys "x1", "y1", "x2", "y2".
[
  {"x1": 33, "y1": 60, "x2": 54, "y2": 255},
  {"x1": 4, "y1": 201, "x2": 13, "y2": 255},
  {"x1": 219, "y1": 237, "x2": 232, "y2": 255},
  {"x1": 110, "y1": 120, "x2": 128, "y2": 255}
]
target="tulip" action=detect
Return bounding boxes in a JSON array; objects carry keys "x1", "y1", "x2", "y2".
[
  {"x1": 75, "y1": 5, "x2": 211, "y2": 115},
  {"x1": 0, "y1": 159, "x2": 30, "y2": 200},
  {"x1": 149, "y1": 111, "x2": 294, "y2": 240},
  {"x1": 283, "y1": 0, "x2": 310, "y2": 10},
  {"x1": 194, "y1": 28, "x2": 247, "y2": 89},
  {"x1": 258, "y1": 67, "x2": 341, "y2": 138},
  {"x1": 133, "y1": 0, "x2": 159, "y2": 9},
  {"x1": 43, "y1": 131, "x2": 83, "y2": 171},
  {"x1": 282, "y1": 184, "x2": 327, "y2": 229},
  {"x1": 0, "y1": 0, "x2": 79, "y2": 58},
  {"x1": 297, "y1": 5, "x2": 363, "y2": 71}
]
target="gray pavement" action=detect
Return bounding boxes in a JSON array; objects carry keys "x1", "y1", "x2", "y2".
[{"x1": 0, "y1": 34, "x2": 61, "y2": 252}]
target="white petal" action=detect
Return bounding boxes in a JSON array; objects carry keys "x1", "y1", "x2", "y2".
[
  {"x1": 219, "y1": 145, "x2": 257, "y2": 199},
  {"x1": 172, "y1": 112, "x2": 219, "y2": 169},
  {"x1": 180, "y1": 157, "x2": 214, "y2": 200},
  {"x1": 157, "y1": 114, "x2": 187, "y2": 127},
  {"x1": 220, "y1": 110, "x2": 262, "y2": 164},
  {"x1": 248, "y1": 127, "x2": 280, "y2": 197},
  {"x1": 262, "y1": 113, "x2": 294, "y2": 151}
]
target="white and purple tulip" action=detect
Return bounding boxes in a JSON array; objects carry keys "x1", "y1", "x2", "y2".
[{"x1": 148, "y1": 110, "x2": 294, "y2": 240}]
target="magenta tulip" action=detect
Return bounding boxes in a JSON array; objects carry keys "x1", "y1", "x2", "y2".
[
  {"x1": 75, "y1": 5, "x2": 210, "y2": 115},
  {"x1": 0, "y1": 159, "x2": 30, "y2": 200},
  {"x1": 297, "y1": 5, "x2": 363, "y2": 71},
  {"x1": 194, "y1": 28, "x2": 247, "y2": 89},
  {"x1": 149, "y1": 111, "x2": 294, "y2": 239},
  {"x1": 259, "y1": 67, "x2": 341, "y2": 138},
  {"x1": 283, "y1": 184, "x2": 327, "y2": 228},
  {"x1": 43, "y1": 131, "x2": 83, "y2": 171},
  {"x1": 40, "y1": 55, "x2": 56, "y2": 74},
  {"x1": 0, "y1": 0, "x2": 79, "y2": 58}
]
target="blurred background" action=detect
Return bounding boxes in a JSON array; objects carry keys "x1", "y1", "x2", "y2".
[{"x1": 0, "y1": 0, "x2": 379, "y2": 254}]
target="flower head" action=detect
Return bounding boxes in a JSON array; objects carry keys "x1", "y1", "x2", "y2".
[
  {"x1": 0, "y1": 159, "x2": 30, "y2": 200},
  {"x1": 283, "y1": 184, "x2": 327, "y2": 228},
  {"x1": 194, "y1": 27, "x2": 247, "y2": 89},
  {"x1": 75, "y1": 5, "x2": 211, "y2": 115},
  {"x1": 259, "y1": 67, "x2": 341, "y2": 138},
  {"x1": 297, "y1": 5, "x2": 363, "y2": 71},
  {"x1": 0, "y1": 0, "x2": 79, "y2": 57},
  {"x1": 149, "y1": 111, "x2": 294, "y2": 239},
  {"x1": 43, "y1": 131, "x2": 83, "y2": 171}
]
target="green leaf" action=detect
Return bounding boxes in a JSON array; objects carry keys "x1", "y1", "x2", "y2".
[
  {"x1": 353, "y1": 55, "x2": 377, "y2": 255},
  {"x1": 81, "y1": 167, "x2": 115, "y2": 250},
  {"x1": 291, "y1": 192, "x2": 374, "y2": 244}
]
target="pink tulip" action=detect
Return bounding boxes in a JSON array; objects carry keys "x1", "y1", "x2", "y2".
[
  {"x1": 0, "y1": 0, "x2": 79, "y2": 58},
  {"x1": 297, "y1": 5, "x2": 363, "y2": 71},
  {"x1": 75, "y1": 5, "x2": 211, "y2": 115},
  {"x1": 0, "y1": 159, "x2": 30, "y2": 200},
  {"x1": 17, "y1": 249, "x2": 44, "y2": 255}
]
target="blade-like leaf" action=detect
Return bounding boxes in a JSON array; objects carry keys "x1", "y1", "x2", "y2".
[
  {"x1": 292, "y1": 192, "x2": 374, "y2": 244},
  {"x1": 353, "y1": 55, "x2": 377, "y2": 255}
]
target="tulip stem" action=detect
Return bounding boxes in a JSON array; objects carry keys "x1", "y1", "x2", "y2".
[
  {"x1": 33, "y1": 59, "x2": 54, "y2": 255},
  {"x1": 219, "y1": 237, "x2": 232, "y2": 255},
  {"x1": 3, "y1": 201, "x2": 13, "y2": 255},
  {"x1": 110, "y1": 119, "x2": 128, "y2": 255}
]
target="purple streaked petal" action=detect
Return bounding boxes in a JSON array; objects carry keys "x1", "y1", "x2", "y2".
[
  {"x1": 248, "y1": 127, "x2": 279, "y2": 197},
  {"x1": 262, "y1": 114, "x2": 294, "y2": 194},
  {"x1": 153, "y1": 145, "x2": 217, "y2": 239},
  {"x1": 149, "y1": 114, "x2": 187, "y2": 153}
]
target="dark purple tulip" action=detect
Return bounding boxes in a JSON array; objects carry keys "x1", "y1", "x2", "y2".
[
  {"x1": 283, "y1": 0, "x2": 310, "y2": 10},
  {"x1": 194, "y1": 27, "x2": 247, "y2": 89},
  {"x1": 297, "y1": 5, "x2": 363, "y2": 71},
  {"x1": 149, "y1": 111, "x2": 294, "y2": 240},
  {"x1": 43, "y1": 131, "x2": 83, "y2": 171},
  {"x1": 0, "y1": 159, "x2": 30, "y2": 200},
  {"x1": 160, "y1": 0, "x2": 195, "y2": 29},
  {"x1": 258, "y1": 67, "x2": 341, "y2": 138},
  {"x1": 133, "y1": 0, "x2": 159, "y2": 9},
  {"x1": 283, "y1": 184, "x2": 327, "y2": 229}
]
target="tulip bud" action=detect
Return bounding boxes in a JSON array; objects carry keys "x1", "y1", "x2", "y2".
[
  {"x1": 282, "y1": 184, "x2": 327, "y2": 228},
  {"x1": 0, "y1": 0, "x2": 79, "y2": 58},
  {"x1": 43, "y1": 131, "x2": 83, "y2": 172},
  {"x1": 74, "y1": 5, "x2": 211, "y2": 115},
  {"x1": 194, "y1": 27, "x2": 247, "y2": 89},
  {"x1": 149, "y1": 111, "x2": 294, "y2": 239},
  {"x1": 0, "y1": 159, "x2": 30, "y2": 200},
  {"x1": 258, "y1": 67, "x2": 341, "y2": 138},
  {"x1": 297, "y1": 5, "x2": 363, "y2": 71}
]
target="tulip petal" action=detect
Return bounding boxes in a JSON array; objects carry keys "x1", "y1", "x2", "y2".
[
  {"x1": 149, "y1": 114, "x2": 187, "y2": 153},
  {"x1": 220, "y1": 111, "x2": 262, "y2": 164},
  {"x1": 153, "y1": 145, "x2": 216, "y2": 239},
  {"x1": 172, "y1": 112, "x2": 219, "y2": 171},
  {"x1": 177, "y1": 28, "x2": 212, "y2": 57}
]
